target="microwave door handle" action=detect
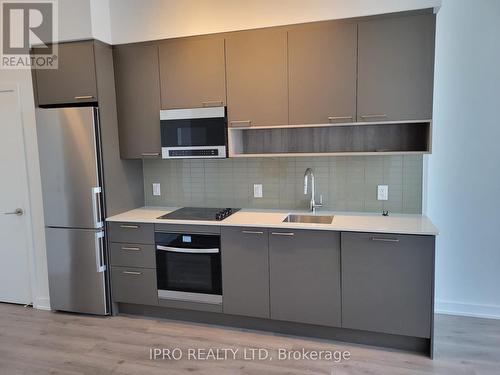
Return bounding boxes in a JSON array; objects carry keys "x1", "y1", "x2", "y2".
[{"x1": 156, "y1": 245, "x2": 219, "y2": 254}]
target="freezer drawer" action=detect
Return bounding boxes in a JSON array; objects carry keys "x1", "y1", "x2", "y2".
[
  {"x1": 45, "y1": 227, "x2": 108, "y2": 315},
  {"x1": 111, "y1": 266, "x2": 158, "y2": 306}
]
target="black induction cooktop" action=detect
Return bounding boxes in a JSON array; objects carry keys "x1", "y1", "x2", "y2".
[{"x1": 158, "y1": 207, "x2": 240, "y2": 221}]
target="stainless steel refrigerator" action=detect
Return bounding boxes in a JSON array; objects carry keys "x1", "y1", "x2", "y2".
[{"x1": 36, "y1": 107, "x2": 109, "y2": 315}]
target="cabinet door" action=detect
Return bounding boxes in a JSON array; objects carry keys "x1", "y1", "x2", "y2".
[
  {"x1": 357, "y1": 13, "x2": 435, "y2": 122},
  {"x1": 226, "y1": 28, "x2": 288, "y2": 127},
  {"x1": 288, "y1": 21, "x2": 357, "y2": 125},
  {"x1": 34, "y1": 41, "x2": 98, "y2": 105},
  {"x1": 113, "y1": 44, "x2": 161, "y2": 159},
  {"x1": 221, "y1": 227, "x2": 269, "y2": 318},
  {"x1": 341, "y1": 232, "x2": 434, "y2": 338},
  {"x1": 159, "y1": 36, "x2": 226, "y2": 109},
  {"x1": 269, "y1": 229, "x2": 341, "y2": 327}
]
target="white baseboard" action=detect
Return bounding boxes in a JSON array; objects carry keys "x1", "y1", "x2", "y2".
[
  {"x1": 33, "y1": 297, "x2": 51, "y2": 311},
  {"x1": 435, "y1": 300, "x2": 500, "y2": 320}
]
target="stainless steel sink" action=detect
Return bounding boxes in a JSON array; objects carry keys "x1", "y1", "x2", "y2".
[{"x1": 283, "y1": 214, "x2": 334, "y2": 224}]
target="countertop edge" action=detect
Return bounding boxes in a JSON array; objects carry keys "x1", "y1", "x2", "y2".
[{"x1": 105, "y1": 208, "x2": 439, "y2": 236}]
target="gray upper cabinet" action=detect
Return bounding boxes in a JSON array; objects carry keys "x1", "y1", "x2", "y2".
[
  {"x1": 113, "y1": 44, "x2": 161, "y2": 159},
  {"x1": 288, "y1": 21, "x2": 357, "y2": 125},
  {"x1": 34, "y1": 41, "x2": 98, "y2": 106},
  {"x1": 221, "y1": 227, "x2": 270, "y2": 318},
  {"x1": 357, "y1": 13, "x2": 435, "y2": 122},
  {"x1": 269, "y1": 229, "x2": 341, "y2": 327},
  {"x1": 226, "y1": 28, "x2": 288, "y2": 127},
  {"x1": 341, "y1": 232, "x2": 434, "y2": 338},
  {"x1": 159, "y1": 36, "x2": 226, "y2": 109}
]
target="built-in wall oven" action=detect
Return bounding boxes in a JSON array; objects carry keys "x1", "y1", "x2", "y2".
[
  {"x1": 155, "y1": 231, "x2": 222, "y2": 304},
  {"x1": 160, "y1": 106, "x2": 228, "y2": 159}
]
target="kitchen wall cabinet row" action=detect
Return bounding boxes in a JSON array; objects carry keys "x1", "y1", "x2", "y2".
[{"x1": 111, "y1": 10, "x2": 435, "y2": 158}]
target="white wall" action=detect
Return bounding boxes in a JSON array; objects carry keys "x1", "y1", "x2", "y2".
[
  {"x1": 109, "y1": 0, "x2": 440, "y2": 44},
  {"x1": 428, "y1": 0, "x2": 500, "y2": 319}
]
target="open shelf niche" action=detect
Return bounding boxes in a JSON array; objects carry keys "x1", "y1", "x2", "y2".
[{"x1": 228, "y1": 120, "x2": 432, "y2": 157}]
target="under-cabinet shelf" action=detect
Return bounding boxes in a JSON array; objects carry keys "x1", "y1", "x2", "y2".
[{"x1": 228, "y1": 121, "x2": 431, "y2": 157}]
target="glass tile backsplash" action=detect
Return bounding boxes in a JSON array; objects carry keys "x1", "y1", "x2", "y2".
[{"x1": 143, "y1": 155, "x2": 423, "y2": 214}]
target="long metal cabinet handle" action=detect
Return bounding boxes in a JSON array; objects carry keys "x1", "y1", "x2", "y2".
[
  {"x1": 95, "y1": 231, "x2": 106, "y2": 273},
  {"x1": 91, "y1": 187, "x2": 103, "y2": 228},
  {"x1": 360, "y1": 114, "x2": 387, "y2": 119},
  {"x1": 202, "y1": 100, "x2": 223, "y2": 107},
  {"x1": 4, "y1": 208, "x2": 24, "y2": 216},
  {"x1": 271, "y1": 232, "x2": 295, "y2": 236},
  {"x1": 371, "y1": 237, "x2": 400, "y2": 243},
  {"x1": 141, "y1": 152, "x2": 160, "y2": 157},
  {"x1": 121, "y1": 246, "x2": 141, "y2": 251},
  {"x1": 119, "y1": 224, "x2": 139, "y2": 229},
  {"x1": 242, "y1": 230, "x2": 264, "y2": 234},
  {"x1": 328, "y1": 116, "x2": 353, "y2": 122},
  {"x1": 229, "y1": 120, "x2": 252, "y2": 127},
  {"x1": 156, "y1": 245, "x2": 219, "y2": 254},
  {"x1": 123, "y1": 271, "x2": 142, "y2": 275},
  {"x1": 74, "y1": 95, "x2": 94, "y2": 100}
]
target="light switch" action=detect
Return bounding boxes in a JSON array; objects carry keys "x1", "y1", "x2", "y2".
[
  {"x1": 253, "y1": 184, "x2": 263, "y2": 198},
  {"x1": 377, "y1": 185, "x2": 388, "y2": 201},
  {"x1": 152, "y1": 183, "x2": 161, "y2": 196}
]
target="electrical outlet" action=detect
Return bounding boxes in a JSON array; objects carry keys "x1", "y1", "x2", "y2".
[
  {"x1": 152, "y1": 183, "x2": 161, "y2": 196},
  {"x1": 253, "y1": 184, "x2": 263, "y2": 198},
  {"x1": 377, "y1": 185, "x2": 388, "y2": 201}
]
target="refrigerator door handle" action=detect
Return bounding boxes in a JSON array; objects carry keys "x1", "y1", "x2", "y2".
[
  {"x1": 91, "y1": 187, "x2": 103, "y2": 228},
  {"x1": 95, "y1": 231, "x2": 106, "y2": 273}
]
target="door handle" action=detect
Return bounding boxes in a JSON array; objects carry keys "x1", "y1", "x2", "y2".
[
  {"x1": 371, "y1": 237, "x2": 400, "y2": 243},
  {"x1": 141, "y1": 152, "x2": 160, "y2": 158},
  {"x1": 3, "y1": 208, "x2": 24, "y2": 216},
  {"x1": 74, "y1": 95, "x2": 94, "y2": 100},
  {"x1": 156, "y1": 245, "x2": 219, "y2": 254},
  {"x1": 242, "y1": 230, "x2": 264, "y2": 235},
  {"x1": 91, "y1": 187, "x2": 103, "y2": 228},
  {"x1": 271, "y1": 232, "x2": 295, "y2": 236},
  {"x1": 229, "y1": 120, "x2": 252, "y2": 127},
  {"x1": 360, "y1": 114, "x2": 387, "y2": 120},
  {"x1": 95, "y1": 231, "x2": 106, "y2": 273},
  {"x1": 202, "y1": 100, "x2": 223, "y2": 107},
  {"x1": 328, "y1": 116, "x2": 353, "y2": 122}
]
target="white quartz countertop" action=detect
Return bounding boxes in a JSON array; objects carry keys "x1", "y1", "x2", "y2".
[{"x1": 106, "y1": 207, "x2": 439, "y2": 236}]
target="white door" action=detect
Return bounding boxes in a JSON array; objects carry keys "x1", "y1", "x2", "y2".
[{"x1": 0, "y1": 85, "x2": 32, "y2": 304}]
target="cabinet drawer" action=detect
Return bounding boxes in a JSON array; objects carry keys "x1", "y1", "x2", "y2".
[
  {"x1": 108, "y1": 222, "x2": 154, "y2": 244},
  {"x1": 109, "y1": 243, "x2": 155, "y2": 268},
  {"x1": 111, "y1": 266, "x2": 158, "y2": 305}
]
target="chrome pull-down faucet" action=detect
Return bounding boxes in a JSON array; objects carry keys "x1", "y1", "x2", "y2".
[{"x1": 304, "y1": 168, "x2": 323, "y2": 213}]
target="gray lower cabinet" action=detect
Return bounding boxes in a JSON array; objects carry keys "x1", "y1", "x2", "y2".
[
  {"x1": 357, "y1": 13, "x2": 435, "y2": 122},
  {"x1": 33, "y1": 41, "x2": 98, "y2": 106},
  {"x1": 269, "y1": 229, "x2": 341, "y2": 327},
  {"x1": 221, "y1": 227, "x2": 270, "y2": 318},
  {"x1": 111, "y1": 266, "x2": 158, "y2": 305},
  {"x1": 341, "y1": 232, "x2": 434, "y2": 338},
  {"x1": 113, "y1": 44, "x2": 161, "y2": 159}
]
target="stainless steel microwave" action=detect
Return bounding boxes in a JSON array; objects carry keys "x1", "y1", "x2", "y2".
[{"x1": 160, "y1": 106, "x2": 228, "y2": 159}]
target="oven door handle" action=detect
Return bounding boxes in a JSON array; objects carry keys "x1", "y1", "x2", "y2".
[{"x1": 156, "y1": 245, "x2": 220, "y2": 254}]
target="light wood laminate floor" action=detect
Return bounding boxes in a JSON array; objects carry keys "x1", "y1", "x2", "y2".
[{"x1": 0, "y1": 303, "x2": 499, "y2": 374}]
